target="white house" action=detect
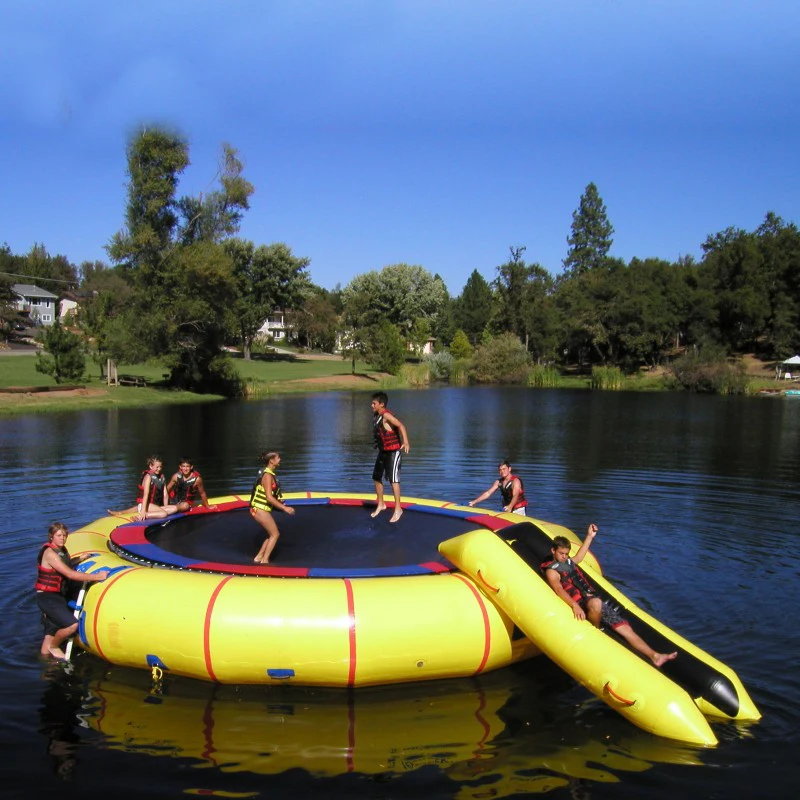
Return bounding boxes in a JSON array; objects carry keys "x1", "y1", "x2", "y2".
[
  {"x1": 11, "y1": 284, "x2": 59, "y2": 326},
  {"x1": 257, "y1": 309, "x2": 289, "y2": 341}
]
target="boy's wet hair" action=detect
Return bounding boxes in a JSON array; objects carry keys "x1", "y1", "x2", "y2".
[
  {"x1": 551, "y1": 535, "x2": 571, "y2": 551},
  {"x1": 372, "y1": 391, "x2": 389, "y2": 406},
  {"x1": 48, "y1": 522, "x2": 69, "y2": 541}
]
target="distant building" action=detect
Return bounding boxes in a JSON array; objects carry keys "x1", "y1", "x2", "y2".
[
  {"x1": 257, "y1": 309, "x2": 289, "y2": 341},
  {"x1": 11, "y1": 283, "x2": 59, "y2": 326}
]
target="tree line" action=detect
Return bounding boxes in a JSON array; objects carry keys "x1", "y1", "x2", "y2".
[{"x1": 2, "y1": 127, "x2": 799, "y2": 392}]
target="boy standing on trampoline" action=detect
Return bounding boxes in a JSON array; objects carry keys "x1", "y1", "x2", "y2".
[{"x1": 370, "y1": 392, "x2": 410, "y2": 523}]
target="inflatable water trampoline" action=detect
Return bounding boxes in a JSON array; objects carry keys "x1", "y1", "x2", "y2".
[{"x1": 66, "y1": 493, "x2": 759, "y2": 745}]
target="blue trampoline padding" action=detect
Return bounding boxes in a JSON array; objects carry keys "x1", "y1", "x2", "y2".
[
  {"x1": 402, "y1": 503, "x2": 475, "y2": 519},
  {"x1": 283, "y1": 497, "x2": 331, "y2": 505},
  {"x1": 123, "y1": 543, "x2": 199, "y2": 567}
]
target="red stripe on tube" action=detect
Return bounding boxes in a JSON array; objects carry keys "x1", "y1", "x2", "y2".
[
  {"x1": 204, "y1": 576, "x2": 233, "y2": 682},
  {"x1": 453, "y1": 573, "x2": 492, "y2": 675}
]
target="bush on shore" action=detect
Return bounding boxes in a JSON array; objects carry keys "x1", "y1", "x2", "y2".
[
  {"x1": 470, "y1": 333, "x2": 532, "y2": 384},
  {"x1": 667, "y1": 351, "x2": 751, "y2": 395}
]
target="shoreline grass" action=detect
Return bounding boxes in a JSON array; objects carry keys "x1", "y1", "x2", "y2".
[{"x1": 0, "y1": 352, "x2": 787, "y2": 417}]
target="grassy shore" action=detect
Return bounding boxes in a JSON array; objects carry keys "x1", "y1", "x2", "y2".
[
  {"x1": 0, "y1": 352, "x2": 384, "y2": 416},
  {"x1": 0, "y1": 349, "x2": 787, "y2": 417}
]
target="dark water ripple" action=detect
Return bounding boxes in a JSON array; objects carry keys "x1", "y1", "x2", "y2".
[{"x1": 1, "y1": 387, "x2": 798, "y2": 799}]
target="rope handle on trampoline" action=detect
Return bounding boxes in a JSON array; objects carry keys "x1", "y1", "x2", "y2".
[
  {"x1": 476, "y1": 570, "x2": 499, "y2": 593},
  {"x1": 604, "y1": 682, "x2": 636, "y2": 707}
]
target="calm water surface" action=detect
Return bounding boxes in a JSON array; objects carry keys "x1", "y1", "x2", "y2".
[{"x1": 1, "y1": 387, "x2": 798, "y2": 799}]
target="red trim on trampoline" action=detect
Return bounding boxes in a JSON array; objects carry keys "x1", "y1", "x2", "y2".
[
  {"x1": 329, "y1": 498, "x2": 368, "y2": 506},
  {"x1": 419, "y1": 561, "x2": 451, "y2": 574},
  {"x1": 344, "y1": 579, "x2": 357, "y2": 687},
  {"x1": 453, "y1": 573, "x2": 492, "y2": 675},
  {"x1": 92, "y1": 568, "x2": 137, "y2": 661},
  {"x1": 110, "y1": 525, "x2": 148, "y2": 545},
  {"x1": 467, "y1": 514, "x2": 513, "y2": 531},
  {"x1": 189, "y1": 562, "x2": 310, "y2": 578},
  {"x1": 204, "y1": 576, "x2": 234, "y2": 682}
]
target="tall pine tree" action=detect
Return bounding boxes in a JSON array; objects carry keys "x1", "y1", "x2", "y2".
[{"x1": 563, "y1": 182, "x2": 614, "y2": 275}]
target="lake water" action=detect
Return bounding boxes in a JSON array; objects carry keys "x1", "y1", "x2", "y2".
[{"x1": 1, "y1": 387, "x2": 798, "y2": 799}]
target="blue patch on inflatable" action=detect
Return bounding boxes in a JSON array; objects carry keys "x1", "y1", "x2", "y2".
[
  {"x1": 267, "y1": 668, "x2": 295, "y2": 680},
  {"x1": 146, "y1": 654, "x2": 169, "y2": 670}
]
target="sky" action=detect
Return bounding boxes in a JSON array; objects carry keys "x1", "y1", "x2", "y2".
[{"x1": 1, "y1": 0, "x2": 798, "y2": 295}]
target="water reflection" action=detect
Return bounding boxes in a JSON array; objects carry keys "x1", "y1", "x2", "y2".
[
  {"x1": 4, "y1": 388, "x2": 798, "y2": 799},
  {"x1": 35, "y1": 657, "x2": 708, "y2": 795}
]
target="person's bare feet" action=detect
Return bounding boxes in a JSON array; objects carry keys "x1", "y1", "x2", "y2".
[
  {"x1": 48, "y1": 647, "x2": 68, "y2": 661},
  {"x1": 652, "y1": 651, "x2": 678, "y2": 667},
  {"x1": 370, "y1": 504, "x2": 386, "y2": 518},
  {"x1": 108, "y1": 510, "x2": 131, "y2": 519},
  {"x1": 389, "y1": 508, "x2": 403, "y2": 523}
]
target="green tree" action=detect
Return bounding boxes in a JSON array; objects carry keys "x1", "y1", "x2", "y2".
[
  {"x1": 35, "y1": 320, "x2": 86, "y2": 384},
  {"x1": 492, "y1": 246, "x2": 532, "y2": 342},
  {"x1": 754, "y1": 213, "x2": 800, "y2": 357},
  {"x1": 699, "y1": 226, "x2": 769, "y2": 352},
  {"x1": 107, "y1": 127, "x2": 190, "y2": 281},
  {"x1": 22, "y1": 244, "x2": 78, "y2": 290},
  {"x1": 153, "y1": 242, "x2": 240, "y2": 392},
  {"x1": 0, "y1": 272, "x2": 18, "y2": 341},
  {"x1": 522, "y1": 263, "x2": 559, "y2": 363},
  {"x1": 563, "y1": 182, "x2": 614, "y2": 275},
  {"x1": 469, "y1": 332, "x2": 531, "y2": 384},
  {"x1": 224, "y1": 240, "x2": 310, "y2": 359},
  {"x1": 449, "y1": 328, "x2": 474, "y2": 359},
  {"x1": 178, "y1": 144, "x2": 255, "y2": 245},
  {"x1": 365, "y1": 319, "x2": 406, "y2": 374},
  {"x1": 287, "y1": 286, "x2": 340, "y2": 352},
  {"x1": 453, "y1": 269, "x2": 494, "y2": 345},
  {"x1": 408, "y1": 317, "x2": 431, "y2": 357},
  {"x1": 342, "y1": 264, "x2": 448, "y2": 332},
  {"x1": 106, "y1": 127, "x2": 259, "y2": 393},
  {"x1": 77, "y1": 263, "x2": 133, "y2": 378}
]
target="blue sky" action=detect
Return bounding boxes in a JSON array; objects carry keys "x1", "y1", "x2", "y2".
[{"x1": 1, "y1": 1, "x2": 798, "y2": 295}]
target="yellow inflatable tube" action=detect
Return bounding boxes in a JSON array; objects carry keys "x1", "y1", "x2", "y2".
[
  {"x1": 439, "y1": 525, "x2": 760, "y2": 746},
  {"x1": 66, "y1": 494, "x2": 540, "y2": 687}
]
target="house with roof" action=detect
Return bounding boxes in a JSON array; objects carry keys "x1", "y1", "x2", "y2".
[
  {"x1": 257, "y1": 309, "x2": 290, "y2": 341},
  {"x1": 11, "y1": 283, "x2": 59, "y2": 326}
]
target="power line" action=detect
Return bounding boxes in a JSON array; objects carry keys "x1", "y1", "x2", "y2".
[{"x1": 0, "y1": 270, "x2": 75, "y2": 286}]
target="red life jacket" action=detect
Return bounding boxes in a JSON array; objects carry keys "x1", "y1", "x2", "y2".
[
  {"x1": 540, "y1": 557, "x2": 596, "y2": 603},
  {"x1": 500, "y1": 474, "x2": 527, "y2": 510},
  {"x1": 34, "y1": 543, "x2": 71, "y2": 593},
  {"x1": 170, "y1": 470, "x2": 201, "y2": 503},
  {"x1": 374, "y1": 410, "x2": 402, "y2": 451},
  {"x1": 137, "y1": 469, "x2": 166, "y2": 505}
]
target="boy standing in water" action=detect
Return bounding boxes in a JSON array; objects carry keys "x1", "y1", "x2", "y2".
[
  {"x1": 35, "y1": 523, "x2": 109, "y2": 660},
  {"x1": 370, "y1": 392, "x2": 410, "y2": 523},
  {"x1": 467, "y1": 460, "x2": 528, "y2": 515},
  {"x1": 541, "y1": 524, "x2": 678, "y2": 668}
]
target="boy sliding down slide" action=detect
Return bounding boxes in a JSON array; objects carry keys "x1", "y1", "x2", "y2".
[{"x1": 541, "y1": 524, "x2": 678, "y2": 668}]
